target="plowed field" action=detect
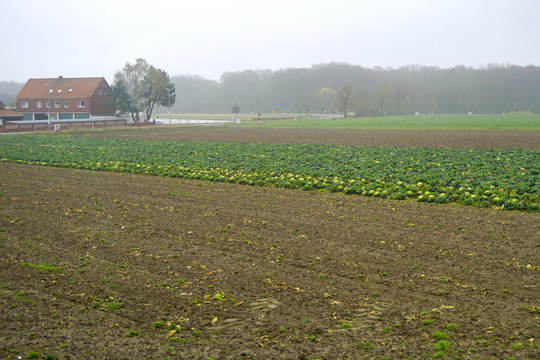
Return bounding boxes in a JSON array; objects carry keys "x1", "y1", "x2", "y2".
[
  {"x1": 71, "y1": 126, "x2": 540, "y2": 150},
  {"x1": 1, "y1": 127, "x2": 539, "y2": 359}
]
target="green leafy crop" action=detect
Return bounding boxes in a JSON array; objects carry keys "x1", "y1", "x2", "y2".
[{"x1": 1, "y1": 135, "x2": 538, "y2": 211}]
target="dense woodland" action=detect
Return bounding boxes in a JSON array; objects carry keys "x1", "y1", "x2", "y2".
[
  {"x1": 3, "y1": 63, "x2": 540, "y2": 116},
  {"x1": 163, "y1": 63, "x2": 540, "y2": 116}
]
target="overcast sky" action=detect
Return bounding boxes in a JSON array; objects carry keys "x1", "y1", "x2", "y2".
[{"x1": 2, "y1": 0, "x2": 539, "y2": 83}]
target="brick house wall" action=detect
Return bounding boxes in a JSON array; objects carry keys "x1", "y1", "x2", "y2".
[
  {"x1": 17, "y1": 77, "x2": 115, "y2": 120},
  {"x1": 88, "y1": 78, "x2": 114, "y2": 116}
]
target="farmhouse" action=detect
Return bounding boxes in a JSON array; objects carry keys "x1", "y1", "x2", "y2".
[
  {"x1": 16, "y1": 76, "x2": 114, "y2": 120},
  {"x1": 0, "y1": 101, "x2": 24, "y2": 129}
]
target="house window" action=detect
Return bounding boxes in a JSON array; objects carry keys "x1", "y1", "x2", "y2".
[
  {"x1": 21, "y1": 101, "x2": 29, "y2": 108},
  {"x1": 102, "y1": 89, "x2": 106, "y2": 95},
  {"x1": 64, "y1": 101, "x2": 69, "y2": 108},
  {"x1": 46, "y1": 101, "x2": 50, "y2": 108},
  {"x1": 55, "y1": 101, "x2": 60, "y2": 108},
  {"x1": 77, "y1": 101, "x2": 85, "y2": 108},
  {"x1": 37, "y1": 101, "x2": 42, "y2": 108}
]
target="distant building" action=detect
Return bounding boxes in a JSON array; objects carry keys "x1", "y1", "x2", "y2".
[
  {"x1": 16, "y1": 76, "x2": 114, "y2": 120},
  {"x1": 0, "y1": 100, "x2": 24, "y2": 128}
]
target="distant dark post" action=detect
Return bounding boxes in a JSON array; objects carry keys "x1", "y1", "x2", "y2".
[
  {"x1": 46, "y1": 83, "x2": 51, "y2": 130},
  {"x1": 168, "y1": 88, "x2": 171, "y2": 124}
]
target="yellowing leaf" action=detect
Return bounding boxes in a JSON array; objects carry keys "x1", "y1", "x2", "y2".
[{"x1": 404, "y1": 314, "x2": 416, "y2": 322}]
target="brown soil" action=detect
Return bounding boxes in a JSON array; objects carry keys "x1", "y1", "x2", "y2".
[
  {"x1": 1, "y1": 128, "x2": 539, "y2": 359},
  {"x1": 74, "y1": 126, "x2": 540, "y2": 150}
]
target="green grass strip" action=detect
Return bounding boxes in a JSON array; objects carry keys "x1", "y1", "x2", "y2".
[{"x1": 243, "y1": 114, "x2": 540, "y2": 130}]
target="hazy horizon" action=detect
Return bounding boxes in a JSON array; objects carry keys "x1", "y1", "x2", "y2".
[
  {"x1": 2, "y1": 0, "x2": 539, "y2": 83},
  {"x1": 3, "y1": 61, "x2": 536, "y2": 85}
]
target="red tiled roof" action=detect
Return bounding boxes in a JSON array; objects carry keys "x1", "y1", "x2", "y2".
[
  {"x1": 17, "y1": 77, "x2": 108, "y2": 99},
  {"x1": 0, "y1": 109, "x2": 23, "y2": 117}
]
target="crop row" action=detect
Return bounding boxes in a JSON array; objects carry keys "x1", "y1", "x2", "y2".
[{"x1": 1, "y1": 135, "x2": 538, "y2": 211}]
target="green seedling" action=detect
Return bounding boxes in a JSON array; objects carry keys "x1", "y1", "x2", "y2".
[
  {"x1": 432, "y1": 331, "x2": 449, "y2": 340},
  {"x1": 126, "y1": 330, "x2": 139, "y2": 337}
]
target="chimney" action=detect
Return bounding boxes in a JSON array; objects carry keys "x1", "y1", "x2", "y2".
[{"x1": 58, "y1": 76, "x2": 63, "y2": 80}]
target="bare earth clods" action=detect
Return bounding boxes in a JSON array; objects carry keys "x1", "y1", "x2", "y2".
[{"x1": 0, "y1": 127, "x2": 539, "y2": 359}]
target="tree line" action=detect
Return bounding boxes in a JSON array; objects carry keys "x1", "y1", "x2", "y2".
[
  {"x1": 160, "y1": 63, "x2": 540, "y2": 116},
  {"x1": 2, "y1": 62, "x2": 540, "y2": 117}
]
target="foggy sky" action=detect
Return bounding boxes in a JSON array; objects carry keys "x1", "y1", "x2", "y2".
[{"x1": 2, "y1": 0, "x2": 539, "y2": 83}]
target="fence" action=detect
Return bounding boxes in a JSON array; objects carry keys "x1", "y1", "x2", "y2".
[{"x1": 0, "y1": 118, "x2": 153, "y2": 133}]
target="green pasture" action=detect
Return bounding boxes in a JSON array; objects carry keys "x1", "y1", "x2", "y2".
[
  {"x1": 154, "y1": 113, "x2": 293, "y2": 120},
  {"x1": 244, "y1": 113, "x2": 540, "y2": 130}
]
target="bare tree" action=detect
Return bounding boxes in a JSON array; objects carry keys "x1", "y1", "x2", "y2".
[
  {"x1": 394, "y1": 83, "x2": 409, "y2": 114},
  {"x1": 335, "y1": 83, "x2": 352, "y2": 118},
  {"x1": 113, "y1": 59, "x2": 149, "y2": 122},
  {"x1": 0, "y1": 94, "x2": 15, "y2": 108},
  {"x1": 373, "y1": 84, "x2": 389, "y2": 116}
]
